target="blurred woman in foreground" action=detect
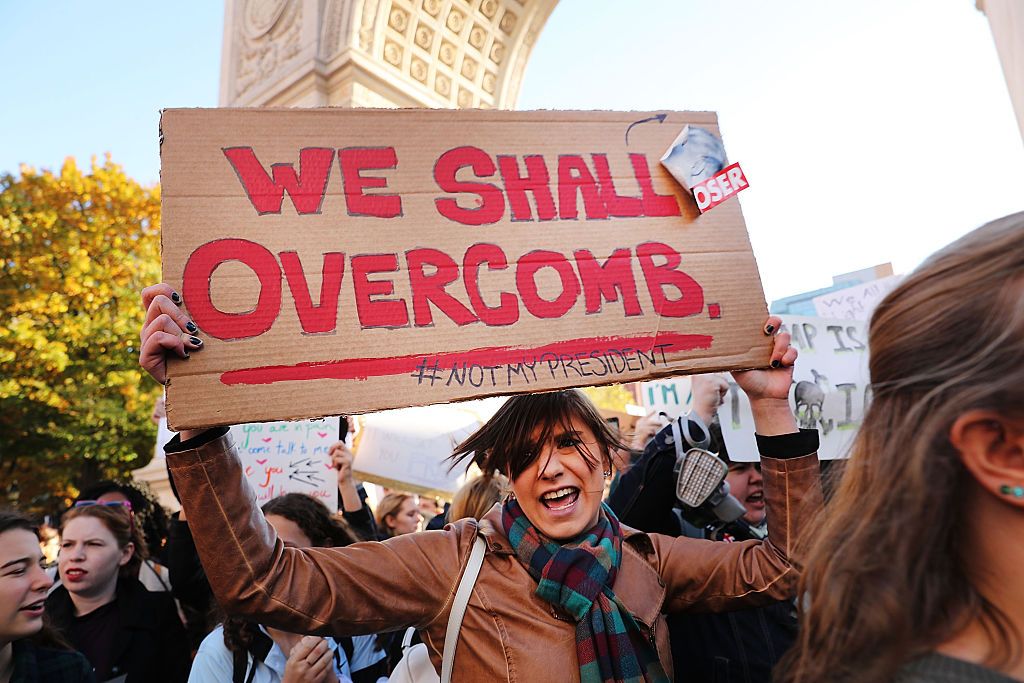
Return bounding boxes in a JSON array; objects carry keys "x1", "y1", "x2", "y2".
[
  {"x1": 781, "y1": 211, "x2": 1024, "y2": 683},
  {"x1": 0, "y1": 511, "x2": 93, "y2": 682}
]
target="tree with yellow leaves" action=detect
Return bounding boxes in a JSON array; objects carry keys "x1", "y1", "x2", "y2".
[{"x1": 0, "y1": 157, "x2": 161, "y2": 512}]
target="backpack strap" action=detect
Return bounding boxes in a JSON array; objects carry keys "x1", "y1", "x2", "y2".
[
  {"x1": 336, "y1": 635, "x2": 354, "y2": 666},
  {"x1": 231, "y1": 627, "x2": 275, "y2": 683},
  {"x1": 440, "y1": 534, "x2": 486, "y2": 683},
  {"x1": 401, "y1": 626, "x2": 417, "y2": 649},
  {"x1": 231, "y1": 650, "x2": 248, "y2": 683}
]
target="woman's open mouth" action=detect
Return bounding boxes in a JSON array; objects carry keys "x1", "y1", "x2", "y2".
[
  {"x1": 746, "y1": 491, "x2": 765, "y2": 507},
  {"x1": 64, "y1": 568, "x2": 88, "y2": 582},
  {"x1": 540, "y1": 486, "x2": 580, "y2": 511},
  {"x1": 19, "y1": 599, "x2": 45, "y2": 616}
]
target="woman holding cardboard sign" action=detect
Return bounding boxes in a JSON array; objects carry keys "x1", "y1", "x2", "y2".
[{"x1": 139, "y1": 287, "x2": 820, "y2": 683}]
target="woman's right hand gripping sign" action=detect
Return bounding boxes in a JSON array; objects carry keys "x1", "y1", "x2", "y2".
[{"x1": 731, "y1": 315, "x2": 800, "y2": 436}]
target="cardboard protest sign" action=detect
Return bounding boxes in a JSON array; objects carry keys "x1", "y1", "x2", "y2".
[
  {"x1": 229, "y1": 418, "x2": 343, "y2": 511},
  {"x1": 811, "y1": 275, "x2": 902, "y2": 320},
  {"x1": 718, "y1": 316, "x2": 870, "y2": 460},
  {"x1": 352, "y1": 405, "x2": 484, "y2": 498},
  {"x1": 160, "y1": 109, "x2": 771, "y2": 429},
  {"x1": 638, "y1": 377, "x2": 693, "y2": 419}
]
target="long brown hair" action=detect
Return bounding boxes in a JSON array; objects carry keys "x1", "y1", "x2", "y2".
[{"x1": 780, "y1": 212, "x2": 1024, "y2": 683}]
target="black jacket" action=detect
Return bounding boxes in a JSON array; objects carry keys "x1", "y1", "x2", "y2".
[
  {"x1": 167, "y1": 513, "x2": 215, "y2": 650},
  {"x1": 607, "y1": 425, "x2": 808, "y2": 683},
  {"x1": 45, "y1": 577, "x2": 190, "y2": 683},
  {"x1": 9, "y1": 639, "x2": 95, "y2": 683}
]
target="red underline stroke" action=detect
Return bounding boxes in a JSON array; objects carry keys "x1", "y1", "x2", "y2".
[{"x1": 219, "y1": 332, "x2": 714, "y2": 386}]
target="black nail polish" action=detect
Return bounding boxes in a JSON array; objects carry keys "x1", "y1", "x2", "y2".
[
  {"x1": 185, "y1": 321, "x2": 197, "y2": 333},
  {"x1": 189, "y1": 336, "x2": 203, "y2": 346},
  {"x1": 771, "y1": 359, "x2": 781, "y2": 368},
  {"x1": 171, "y1": 291, "x2": 182, "y2": 305},
  {"x1": 183, "y1": 350, "x2": 190, "y2": 359},
  {"x1": 765, "y1": 324, "x2": 775, "y2": 334}
]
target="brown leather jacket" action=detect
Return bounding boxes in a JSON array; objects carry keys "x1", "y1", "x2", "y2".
[{"x1": 167, "y1": 432, "x2": 822, "y2": 681}]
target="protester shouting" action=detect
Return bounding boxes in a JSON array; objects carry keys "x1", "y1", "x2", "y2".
[
  {"x1": 0, "y1": 511, "x2": 94, "y2": 683},
  {"x1": 45, "y1": 503, "x2": 190, "y2": 682},
  {"x1": 607, "y1": 373, "x2": 799, "y2": 682},
  {"x1": 779, "y1": 211, "x2": 1024, "y2": 683},
  {"x1": 139, "y1": 281, "x2": 821, "y2": 682}
]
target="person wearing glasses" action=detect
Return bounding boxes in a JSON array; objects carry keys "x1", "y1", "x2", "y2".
[
  {"x1": 74, "y1": 482, "x2": 173, "y2": 590},
  {"x1": 45, "y1": 502, "x2": 190, "y2": 682}
]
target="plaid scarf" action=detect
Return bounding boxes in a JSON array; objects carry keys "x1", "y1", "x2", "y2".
[{"x1": 502, "y1": 499, "x2": 668, "y2": 683}]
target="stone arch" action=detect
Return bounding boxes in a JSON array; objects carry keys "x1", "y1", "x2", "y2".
[{"x1": 220, "y1": 0, "x2": 559, "y2": 109}]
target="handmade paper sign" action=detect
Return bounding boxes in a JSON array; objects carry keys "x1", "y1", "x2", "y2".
[
  {"x1": 160, "y1": 109, "x2": 770, "y2": 429},
  {"x1": 229, "y1": 417, "x2": 342, "y2": 511},
  {"x1": 811, "y1": 275, "x2": 902, "y2": 320},
  {"x1": 352, "y1": 404, "x2": 482, "y2": 498},
  {"x1": 718, "y1": 316, "x2": 870, "y2": 460},
  {"x1": 638, "y1": 377, "x2": 693, "y2": 419}
]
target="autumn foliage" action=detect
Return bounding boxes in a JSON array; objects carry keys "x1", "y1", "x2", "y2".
[{"x1": 0, "y1": 157, "x2": 161, "y2": 512}]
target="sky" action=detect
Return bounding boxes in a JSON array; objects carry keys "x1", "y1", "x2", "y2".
[{"x1": 2, "y1": 0, "x2": 1022, "y2": 304}]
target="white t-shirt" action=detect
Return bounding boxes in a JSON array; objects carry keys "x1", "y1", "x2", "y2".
[{"x1": 189, "y1": 624, "x2": 384, "y2": 683}]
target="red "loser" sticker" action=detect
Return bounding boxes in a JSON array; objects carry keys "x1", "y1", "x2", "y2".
[{"x1": 692, "y1": 162, "x2": 749, "y2": 213}]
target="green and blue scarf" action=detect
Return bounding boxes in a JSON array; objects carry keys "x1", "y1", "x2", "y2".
[{"x1": 502, "y1": 499, "x2": 668, "y2": 683}]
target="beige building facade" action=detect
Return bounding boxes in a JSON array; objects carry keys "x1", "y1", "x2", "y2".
[
  {"x1": 136, "y1": 0, "x2": 559, "y2": 509},
  {"x1": 219, "y1": 0, "x2": 559, "y2": 109},
  {"x1": 977, "y1": 0, "x2": 1024, "y2": 142}
]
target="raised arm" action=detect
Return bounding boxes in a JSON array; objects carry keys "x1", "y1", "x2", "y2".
[
  {"x1": 139, "y1": 283, "x2": 472, "y2": 636},
  {"x1": 164, "y1": 428, "x2": 473, "y2": 636},
  {"x1": 655, "y1": 316, "x2": 824, "y2": 612}
]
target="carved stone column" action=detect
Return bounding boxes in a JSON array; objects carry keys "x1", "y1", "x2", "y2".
[
  {"x1": 976, "y1": 0, "x2": 1024, "y2": 143},
  {"x1": 219, "y1": 0, "x2": 559, "y2": 109}
]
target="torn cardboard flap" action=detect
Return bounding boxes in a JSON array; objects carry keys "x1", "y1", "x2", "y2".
[{"x1": 160, "y1": 108, "x2": 770, "y2": 430}]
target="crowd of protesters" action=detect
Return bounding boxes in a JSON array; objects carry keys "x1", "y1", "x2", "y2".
[{"x1": 1, "y1": 213, "x2": 1022, "y2": 682}]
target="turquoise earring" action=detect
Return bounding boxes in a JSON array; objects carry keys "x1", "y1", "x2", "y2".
[{"x1": 999, "y1": 485, "x2": 1024, "y2": 498}]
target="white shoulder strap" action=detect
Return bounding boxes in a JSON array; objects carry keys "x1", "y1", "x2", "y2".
[{"x1": 440, "y1": 534, "x2": 487, "y2": 683}]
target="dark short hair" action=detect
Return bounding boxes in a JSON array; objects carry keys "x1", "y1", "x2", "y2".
[
  {"x1": 0, "y1": 510, "x2": 37, "y2": 540},
  {"x1": 261, "y1": 493, "x2": 357, "y2": 548},
  {"x1": 449, "y1": 389, "x2": 627, "y2": 481}
]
